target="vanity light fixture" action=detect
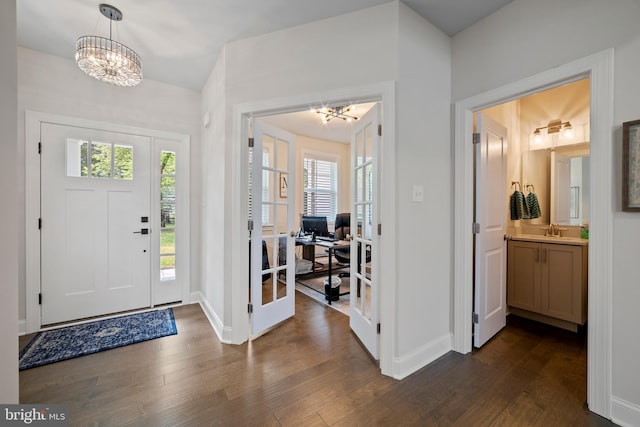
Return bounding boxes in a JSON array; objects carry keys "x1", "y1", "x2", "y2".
[
  {"x1": 532, "y1": 119, "x2": 574, "y2": 139},
  {"x1": 316, "y1": 105, "x2": 358, "y2": 124},
  {"x1": 75, "y1": 4, "x2": 143, "y2": 87},
  {"x1": 531, "y1": 119, "x2": 575, "y2": 147}
]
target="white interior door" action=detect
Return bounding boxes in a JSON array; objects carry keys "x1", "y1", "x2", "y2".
[
  {"x1": 250, "y1": 120, "x2": 296, "y2": 336},
  {"x1": 350, "y1": 104, "x2": 380, "y2": 359},
  {"x1": 40, "y1": 123, "x2": 151, "y2": 325},
  {"x1": 474, "y1": 113, "x2": 508, "y2": 347},
  {"x1": 551, "y1": 151, "x2": 571, "y2": 225}
]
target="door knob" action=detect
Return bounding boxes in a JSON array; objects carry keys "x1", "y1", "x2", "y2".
[
  {"x1": 133, "y1": 228, "x2": 149, "y2": 235},
  {"x1": 290, "y1": 230, "x2": 297, "y2": 237}
]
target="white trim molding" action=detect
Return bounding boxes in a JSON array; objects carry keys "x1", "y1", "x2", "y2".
[
  {"x1": 25, "y1": 111, "x2": 191, "y2": 333},
  {"x1": 611, "y1": 396, "x2": 640, "y2": 427},
  {"x1": 452, "y1": 49, "x2": 613, "y2": 419},
  {"x1": 190, "y1": 291, "x2": 232, "y2": 344},
  {"x1": 392, "y1": 333, "x2": 452, "y2": 380}
]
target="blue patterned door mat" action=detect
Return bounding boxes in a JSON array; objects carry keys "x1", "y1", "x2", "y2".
[{"x1": 19, "y1": 308, "x2": 177, "y2": 370}]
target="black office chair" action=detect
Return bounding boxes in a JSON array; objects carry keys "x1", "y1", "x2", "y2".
[
  {"x1": 333, "y1": 213, "x2": 351, "y2": 268},
  {"x1": 261, "y1": 240, "x2": 271, "y2": 282},
  {"x1": 332, "y1": 213, "x2": 371, "y2": 277}
]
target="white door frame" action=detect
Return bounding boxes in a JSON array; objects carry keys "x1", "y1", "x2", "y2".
[
  {"x1": 453, "y1": 49, "x2": 613, "y2": 418},
  {"x1": 230, "y1": 81, "x2": 396, "y2": 376},
  {"x1": 25, "y1": 111, "x2": 191, "y2": 333}
]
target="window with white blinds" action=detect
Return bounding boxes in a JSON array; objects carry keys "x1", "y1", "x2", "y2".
[{"x1": 303, "y1": 156, "x2": 338, "y2": 221}]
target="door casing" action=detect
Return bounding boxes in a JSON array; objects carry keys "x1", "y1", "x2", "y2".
[
  {"x1": 25, "y1": 111, "x2": 191, "y2": 333},
  {"x1": 453, "y1": 49, "x2": 613, "y2": 418}
]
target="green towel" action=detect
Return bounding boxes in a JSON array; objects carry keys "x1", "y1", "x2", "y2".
[
  {"x1": 510, "y1": 190, "x2": 529, "y2": 220},
  {"x1": 526, "y1": 192, "x2": 541, "y2": 219}
]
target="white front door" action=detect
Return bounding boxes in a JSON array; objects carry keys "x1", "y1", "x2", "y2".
[
  {"x1": 250, "y1": 120, "x2": 296, "y2": 336},
  {"x1": 40, "y1": 123, "x2": 151, "y2": 325},
  {"x1": 350, "y1": 104, "x2": 380, "y2": 359},
  {"x1": 474, "y1": 113, "x2": 508, "y2": 347}
]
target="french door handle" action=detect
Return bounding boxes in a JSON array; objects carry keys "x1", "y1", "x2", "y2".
[{"x1": 133, "y1": 228, "x2": 149, "y2": 235}]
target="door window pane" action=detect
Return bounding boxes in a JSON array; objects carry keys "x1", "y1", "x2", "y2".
[
  {"x1": 67, "y1": 139, "x2": 133, "y2": 180},
  {"x1": 160, "y1": 150, "x2": 176, "y2": 281},
  {"x1": 114, "y1": 145, "x2": 133, "y2": 179},
  {"x1": 91, "y1": 142, "x2": 112, "y2": 178},
  {"x1": 66, "y1": 139, "x2": 89, "y2": 177}
]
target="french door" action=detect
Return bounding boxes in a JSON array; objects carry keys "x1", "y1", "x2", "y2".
[
  {"x1": 350, "y1": 104, "x2": 380, "y2": 359},
  {"x1": 250, "y1": 120, "x2": 297, "y2": 336},
  {"x1": 40, "y1": 123, "x2": 151, "y2": 324}
]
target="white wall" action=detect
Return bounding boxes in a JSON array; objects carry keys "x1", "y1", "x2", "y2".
[
  {"x1": 200, "y1": 1, "x2": 454, "y2": 375},
  {"x1": 453, "y1": 0, "x2": 640, "y2": 424},
  {"x1": 0, "y1": 0, "x2": 19, "y2": 404},
  {"x1": 200, "y1": 50, "x2": 228, "y2": 335},
  {"x1": 17, "y1": 47, "x2": 202, "y2": 324},
  {"x1": 394, "y1": 2, "x2": 452, "y2": 371},
  {"x1": 201, "y1": 1, "x2": 399, "y2": 345}
]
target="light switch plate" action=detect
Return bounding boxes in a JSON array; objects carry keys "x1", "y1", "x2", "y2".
[{"x1": 412, "y1": 185, "x2": 424, "y2": 202}]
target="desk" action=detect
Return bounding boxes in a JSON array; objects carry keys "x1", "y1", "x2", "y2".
[
  {"x1": 298, "y1": 238, "x2": 350, "y2": 305},
  {"x1": 294, "y1": 237, "x2": 321, "y2": 271}
]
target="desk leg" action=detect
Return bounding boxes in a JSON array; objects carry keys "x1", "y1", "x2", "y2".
[{"x1": 327, "y1": 248, "x2": 333, "y2": 305}]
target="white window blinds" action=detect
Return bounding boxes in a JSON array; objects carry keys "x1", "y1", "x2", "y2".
[{"x1": 303, "y1": 157, "x2": 337, "y2": 220}]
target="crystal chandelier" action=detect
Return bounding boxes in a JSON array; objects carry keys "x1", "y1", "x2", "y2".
[{"x1": 75, "y1": 4, "x2": 142, "y2": 87}]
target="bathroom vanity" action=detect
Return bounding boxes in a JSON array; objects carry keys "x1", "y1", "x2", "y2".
[{"x1": 507, "y1": 234, "x2": 588, "y2": 332}]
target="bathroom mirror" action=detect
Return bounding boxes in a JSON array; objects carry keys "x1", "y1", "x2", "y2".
[
  {"x1": 521, "y1": 143, "x2": 590, "y2": 226},
  {"x1": 551, "y1": 150, "x2": 590, "y2": 226}
]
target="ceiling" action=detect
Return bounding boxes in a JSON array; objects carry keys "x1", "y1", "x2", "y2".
[
  {"x1": 259, "y1": 103, "x2": 378, "y2": 143},
  {"x1": 17, "y1": 0, "x2": 514, "y2": 92},
  {"x1": 17, "y1": 0, "x2": 514, "y2": 143}
]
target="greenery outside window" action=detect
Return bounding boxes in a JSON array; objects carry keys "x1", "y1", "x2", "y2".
[{"x1": 160, "y1": 151, "x2": 176, "y2": 281}]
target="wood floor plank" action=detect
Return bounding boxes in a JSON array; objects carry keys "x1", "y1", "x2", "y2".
[{"x1": 19, "y1": 297, "x2": 617, "y2": 426}]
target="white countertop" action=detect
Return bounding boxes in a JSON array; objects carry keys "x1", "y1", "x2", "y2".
[{"x1": 509, "y1": 234, "x2": 588, "y2": 246}]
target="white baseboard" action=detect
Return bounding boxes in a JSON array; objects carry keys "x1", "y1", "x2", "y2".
[
  {"x1": 190, "y1": 291, "x2": 232, "y2": 344},
  {"x1": 18, "y1": 319, "x2": 26, "y2": 336},
  {"x1": 611, "y1": 396, "x2": 640, "y2": 427},
  {"x1": 392, "y1": 333, "x2": 452, "y2": 380}
]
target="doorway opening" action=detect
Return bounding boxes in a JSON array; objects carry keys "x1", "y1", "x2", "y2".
[
  {"x1": 474, "y1": 77, "x2": 590, "y2": 341},
  {"x1": 244, "y1": 98, "x2": 383, "y2": 361},
  {"x1": 256, "y1": 102, "x2": 376, "y2": 318},
  {"x1": 472, "y1": 77, "x2": 591, "y2": 391}
]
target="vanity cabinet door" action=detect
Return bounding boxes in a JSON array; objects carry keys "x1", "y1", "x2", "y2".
[
  {"x1": 508, "y1": 239, "x2": 587, "y2": 329},
  {"x1": 540, "y1": 244, "x2": 584, "y2": 323},
  {"x1": 507, "y1": 241, "x2": 540, "y2": 312}
]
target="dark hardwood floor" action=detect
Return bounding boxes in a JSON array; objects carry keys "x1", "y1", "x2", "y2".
[{"x1": 19, "y1": 294, "x2": 616, "y2": 426}]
